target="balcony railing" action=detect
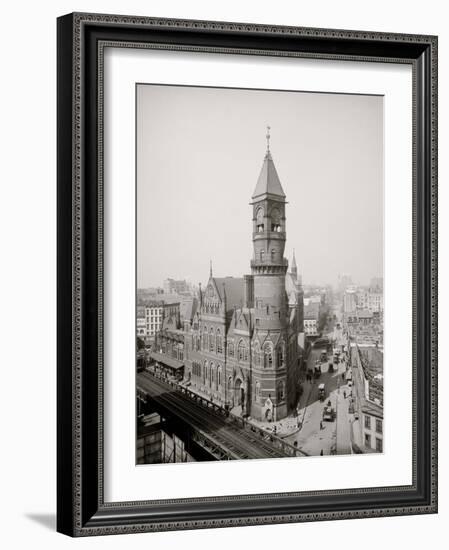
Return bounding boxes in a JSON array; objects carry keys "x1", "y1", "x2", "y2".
[{"x1": 250, "y1": 258, "x2": 288, "y2": 268}]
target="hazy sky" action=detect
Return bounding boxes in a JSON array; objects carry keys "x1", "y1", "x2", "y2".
[{"x1": 137, "y1": 84, "x2": 383, "y2": 288}]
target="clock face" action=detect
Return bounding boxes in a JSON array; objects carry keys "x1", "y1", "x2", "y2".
[{"x1": 256, "y1": 208, "x2": 264, "y2": 224}]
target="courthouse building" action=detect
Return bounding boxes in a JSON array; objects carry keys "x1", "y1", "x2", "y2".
[{"x1": 179, "y1": 141, "x2": 304, "y2": 421}]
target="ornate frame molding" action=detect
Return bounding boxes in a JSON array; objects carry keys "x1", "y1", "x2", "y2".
[{"x1": 57, "y1": 12, "x2": 437, "y2": 536}]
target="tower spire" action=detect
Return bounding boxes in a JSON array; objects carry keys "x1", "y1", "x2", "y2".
[
  {"x1": 252, "y1": 127, "x2": 285, "y2": 200},
  {"x1": 291, "y1": 249, "x2": 298, "y2": 282}
]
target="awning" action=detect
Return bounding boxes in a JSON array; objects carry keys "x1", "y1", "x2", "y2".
[{"x1": 149, "y1": 351, "x2": 184, "y2": 370}]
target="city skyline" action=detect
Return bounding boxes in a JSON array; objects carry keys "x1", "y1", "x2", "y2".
[
  {"x1": 137, "y1": 276, "x2": 382, "y2": 294},
  {"x1": 137, "y1": 85, "x2": 383, "y2": 289}
]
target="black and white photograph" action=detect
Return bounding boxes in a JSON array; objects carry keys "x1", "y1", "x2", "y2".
[
  {"x1": 136, "y1": 84, "x2": 384, "y2": 464},
  {"x1": 0, "y1": 0, "x2": 442, "y2": 545}
]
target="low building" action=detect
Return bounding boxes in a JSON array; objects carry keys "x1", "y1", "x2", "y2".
[
  {"x1": 350, "y1": 344, "x2": 383, "y2": 453},
  {"x1": 356, "y1": 290, "x2": 383, "y2": 313},
  {"x1": 136, "y1": 305, "x2": 146, "y2": 339},
  {"x1": 137, "y1": 316, "x2": 146, "y2": 338},
  {"x1": 303, "y1": 300, "x2": 320, "y2": 336},
  {"x1": 356, "y1": 309, "x2": 374, "y2": 325},
  {"x1": 136, "y1": 300, "x2": 181, "y2": 346}
]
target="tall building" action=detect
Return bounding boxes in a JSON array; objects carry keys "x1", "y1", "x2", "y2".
[
  {"x1": 183, "y1": 136, "x2": 303, "y2": 421},
  {"x1": 338, "y1": 274, "x2": 353, "y2": 293},
  {"x1": 163, "y1": 278, "x2": 190, "y2": 294},
  {"x1": 343, "y1": 288, "x2": 357, "y2": 313},
  {"x1": 137, "y1": 300, "x2": 181, "y2": 342},
  {"x1": 369, "y1": 277, "x2": 383, "y2": 292}
]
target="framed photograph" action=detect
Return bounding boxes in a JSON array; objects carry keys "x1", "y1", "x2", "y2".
[{"x1": 57, "y1": 12, "x2": 438, "y2": 536}]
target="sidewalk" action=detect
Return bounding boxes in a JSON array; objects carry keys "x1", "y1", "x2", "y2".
[{"x1": 336, "y1": 387, "x2": 352, "y2": 455}]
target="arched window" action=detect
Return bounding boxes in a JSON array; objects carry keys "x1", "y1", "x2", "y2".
[
  {"x1": 209, "y1": 327, "x2": 215, "y2": 351},
  {"x1": 203, "y1": 360, "x2": 207, "y2": 384},
  {"x1": 217, "y1": 365, "x2": 222, "y2": 389},
  {"x1": 238, "y1": 340, "x2": 248, "y2": 362},
  {"x1": 264, "y1": 342, "x2": 273, "y2": 368},
  {"x1": 228, "y1": 342, "x2": 234, "y2": 357},
  {"x1": 260, "y1": 249, "x2": 265, "y2": 262},
  {"x1": 202, "y1": 327, "x2": 208, "y2": 350},
  {"x1": 255, "y1": 381, "x2": 261, "y2": 402},
  {"x1": 271, "y1": 249, "x2": 276, "y2": 261},
  {"x1": 277, "y1": 380, "x2": 285, "y2": 402},
  {"x1": 216, "y1": 329, "x2": 222, "y2": 354},
  {"x1": 256, "y1": 207, "x2": 264, "y2": 233},
  {"x1": 271, "y1": 208, "x2": 281, "y2": 232},
  {"x1": 278, "y1": 341, "x2": 285, "y2": 367},
  {"x1": 210, "y1": 363, "x2": 215, "y2": 388}
]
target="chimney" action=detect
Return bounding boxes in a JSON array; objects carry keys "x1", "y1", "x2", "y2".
[{"x1": 244, "y1": 275, "x2": 254, "y2": 308}]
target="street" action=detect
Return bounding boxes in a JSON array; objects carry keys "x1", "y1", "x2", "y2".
[{"x1": 285, "y1": 333, "x2": 352, "y2": 456}]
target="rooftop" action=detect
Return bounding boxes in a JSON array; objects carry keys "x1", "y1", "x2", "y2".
[
  {"x1": 252, "y1": 151, "x2": 286, "y2": 200},
  {"x1": 213, "y1": 276, "x2": 245, "y2": 311}
]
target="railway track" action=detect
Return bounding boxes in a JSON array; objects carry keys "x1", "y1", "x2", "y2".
[{"x1": 137, "y1": 372, "x2": 289, "y2": 460}]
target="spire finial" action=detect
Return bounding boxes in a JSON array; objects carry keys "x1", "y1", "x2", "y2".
[
  {"x1": 291, "y1": 248, "x2": 298, "y2": 276},
  {"x1": 210, "y1": 259, "x2": 213, "y2": 278},
  {"x1": 266, "y1": 125, "x2": 271, "y2": 153}
]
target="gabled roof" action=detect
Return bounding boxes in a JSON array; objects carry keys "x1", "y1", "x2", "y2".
[
  {"x1": 252, "y1": 151, "x2": 286, "y2": 200},
  {"x1": 213, "y1": 277, "x2": 244, "y2": 310},
  {"x1": 180, "y1": 297, "x2": 198, "y2": 322}
]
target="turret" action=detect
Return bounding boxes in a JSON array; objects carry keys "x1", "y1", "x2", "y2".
[{"x1": 250, "y1": 127, "x2": 288, "y2": 326}]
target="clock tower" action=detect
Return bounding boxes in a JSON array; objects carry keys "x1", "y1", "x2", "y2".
[{"x1": 250, "y1": 128, "x2": 288, "y2": 326}]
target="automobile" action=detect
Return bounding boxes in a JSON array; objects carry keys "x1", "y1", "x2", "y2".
[{"x1": 323, "y1": 405, "x2": 335, "y2": 421}]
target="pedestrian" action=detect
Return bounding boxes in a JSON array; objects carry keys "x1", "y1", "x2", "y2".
[
  {"x1": 341, "y1": 372, "x2": 344, "y2": 380},
  {"x1": 343, "y1": 390, "x2": 346, "y2": 399},
  {"x1": 320, "y1": 449, "x2": 324, "y2": 456},
  {"x1": 320, "y1": 420, "x2": 323, "y2": 430}
]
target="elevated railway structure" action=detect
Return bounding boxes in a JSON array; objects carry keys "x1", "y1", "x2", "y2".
[{"x1": 137, "y1": 370, "x2": 307, "y2": 461}]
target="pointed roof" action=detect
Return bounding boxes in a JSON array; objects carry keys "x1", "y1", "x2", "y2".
[
  {"x1": 252, "y1": 151, "x2": 286, "y2": 200},
  {"x1": 213, "y1": 277, "x2": 245, "y2": 310},
  {"x1": 291, "y1": 249, "x2": 297, "y2": 272}
]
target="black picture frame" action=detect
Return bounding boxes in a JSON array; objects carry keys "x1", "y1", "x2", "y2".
[{"x1": 57, "y1": 12, "x2": 438, "y2": 536}]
